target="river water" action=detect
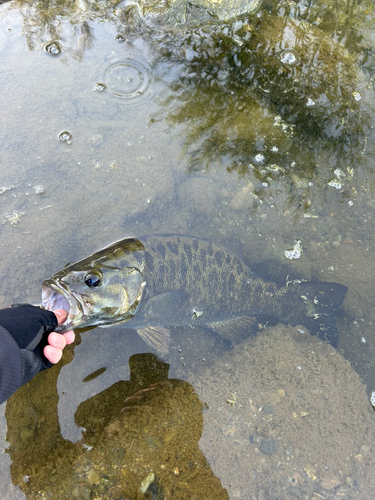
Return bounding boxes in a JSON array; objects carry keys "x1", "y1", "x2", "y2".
[{"x1": 1, "y1": 0, "x2": 375, "y2": 498}]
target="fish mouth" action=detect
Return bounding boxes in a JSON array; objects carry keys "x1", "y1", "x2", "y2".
[{"x1": 41, "y1": 280, "x2": 92, "y2": 332}]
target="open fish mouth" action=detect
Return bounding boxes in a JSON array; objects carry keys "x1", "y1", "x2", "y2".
[{"x1": 41, "y1": 281, "x2": 92, "y2": 332}]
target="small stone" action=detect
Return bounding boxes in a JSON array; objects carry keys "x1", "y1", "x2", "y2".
[
  {"x1": 321, "y1": 470, "x2": 341, "y2": 490},
  {"x1": 262, "y1": 405, "x2": 274, "y2": 415},
  {"x1": 72, "y1": 485, "x2": 91, "y2": 499},
  {"x1": 259, "y1": 437, "x2": 278, "y2": 455},
  {"x1": 292, "y1": 472, "x2": 303, "y2": 486},
  {"x1": 173, "y1": 467, "x2": 180, "y2": 476},
  {"x1": 229, "y1": 184, "x2": 254, "y2": 211},
  {"x1": 86, "y1": 469, "x2": 100, "y2": 485},
  {"x1": 139, "y1": 472, "x2": 155, "y2": 494}
]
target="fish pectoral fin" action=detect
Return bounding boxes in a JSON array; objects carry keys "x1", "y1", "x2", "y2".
[
  {"x1": 137, "y1": 326, "x2": 170, "y2": 354},
  {"x1": 207, "y1": 316, "x2": 258, "y2": 344}
]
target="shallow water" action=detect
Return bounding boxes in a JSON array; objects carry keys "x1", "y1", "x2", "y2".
[{"x1": 1, "y1": 0, "x2": 375, "y2": 498}]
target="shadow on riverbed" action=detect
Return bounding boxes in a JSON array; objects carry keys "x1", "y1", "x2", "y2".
[{"x1": 5, "y1": 347, "x2": 228, "y2": 499}]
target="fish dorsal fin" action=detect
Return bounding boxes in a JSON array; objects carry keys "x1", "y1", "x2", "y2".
[
  {"x1": 207, "y1": 316, "x2": 258, "y2": 344},
  {"x1": 137, "y1": 326, "x2": 170, "y2": 354}
]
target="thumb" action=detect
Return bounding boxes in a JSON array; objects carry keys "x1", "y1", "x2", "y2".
[{"x1": 53, "y1": 309, "x2": 68, "y2": 325}]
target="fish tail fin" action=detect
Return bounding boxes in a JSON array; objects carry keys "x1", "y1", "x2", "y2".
[{"x1": 285, "y1": 281, "x2": 347, "y2": 347}]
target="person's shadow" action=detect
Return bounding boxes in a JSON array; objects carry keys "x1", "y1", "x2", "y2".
[{"x1": 5, "y1": 344, "x2": 229, "y2": 499}]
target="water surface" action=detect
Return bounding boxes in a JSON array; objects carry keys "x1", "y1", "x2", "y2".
[{"x1": 1, "y1": 0, "x2": 375, "y2": 498}]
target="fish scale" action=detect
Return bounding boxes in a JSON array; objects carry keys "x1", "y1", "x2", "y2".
[{"x1": 142, "y1": 235, "x2": 286, "y2": 318}]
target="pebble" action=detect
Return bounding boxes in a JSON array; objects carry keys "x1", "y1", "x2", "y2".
[
  {"x1": 173, "y1": 467, "x2": 180, "y2": 476},
  {"x1": 321, "y1": 470, "x2": 341, "y2": 490},
  {"x1": 229, "y1": 184, "x2": 254, "y2": 211},
  {"x1": 292, "y1": 472, "x2": 303, "y2": 486},
  {"x1": 259, "y1": 437, "x2": 278, "y2": 456},
  {"x1": 262, "y1": 405, "x2": 274, "y2": 415},
  {"x1": 86, "y1": 469, "x2": 100, "y2": 485},
  {"x1": 72, "y1": 485, "x2": 91, "y2": 499}
]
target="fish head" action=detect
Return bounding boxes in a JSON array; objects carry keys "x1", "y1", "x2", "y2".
[{"x1": 42, "y1": 238, "x2": 147, "y2": 332}]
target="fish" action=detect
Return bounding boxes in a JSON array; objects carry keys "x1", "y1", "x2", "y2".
[{"x1": 41, "y1": 234, "x2": 347, "y2": 352}]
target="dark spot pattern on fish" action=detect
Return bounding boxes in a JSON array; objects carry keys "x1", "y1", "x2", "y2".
[
  {"x1": 144, "y1": 251, "x2": 154, "y2": 273},
  {"x1": 166, "y1": 241, "x2": 179, "y2": 254},
  {"x1": 192, "y1": 263, "x2": 201, "y2": 280},
  {"x1": 184, "y1": 243, "x2": 193, "y2": 264},
  {"x1": 179, "y1": 253, "x2": 188, "y2": 281},
  {"x1": 227, "y1": 274, "x2": 236, "y2": 294},
  {"x1": 233, "y1": 258, "x2": 243, "y2": 278},
  {"x1": 215, "y1": 251, "x2": 223, "y2": 267},
  {"x1": 156, "y1": 242, "x2": 166, "y2": 259},
  {"x1": 169, "y1": 259, "x2": 177, "y2": 282}
]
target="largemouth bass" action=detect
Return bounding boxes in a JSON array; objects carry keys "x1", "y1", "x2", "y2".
[{"x1": 42, "y1": 234, "x2": 347, "y2": 352}]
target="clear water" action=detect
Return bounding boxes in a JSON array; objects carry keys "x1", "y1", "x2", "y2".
[{"x1": 1, "y1": 0, "x2": 375, "y2": 498}]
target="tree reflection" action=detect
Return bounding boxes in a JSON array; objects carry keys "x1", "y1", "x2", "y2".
[
  {"x1": 158, "y1": 10, "x2": 372, "y2": 166},
  {"x1": 9, "y1": 0, "x2": 114, "y2": 59},
  {"x1": 152, "y1": 8, "x2": 375, "y2": 210},
  {"x1": 2, "y1": 0, "x2": 375, "y2": 211}
]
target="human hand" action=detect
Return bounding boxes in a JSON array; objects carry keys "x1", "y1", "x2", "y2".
[
  {"x1": 0, "y1": 304, "x2": 77, "y2": 401},
  {"x1": 0, "y1": 303, "x2": 75, "y2": 377},
  {"x1": 44, "y1": 309, "x2": 75, "y2": 364}
]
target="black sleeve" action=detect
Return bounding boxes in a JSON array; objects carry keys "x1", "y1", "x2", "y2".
[
  {"x1": 0, "y1": 326, "x2": 23, "y2": 405},
  {"x1": 0, "y1": 305, "x2": 60, "y2": 405}
]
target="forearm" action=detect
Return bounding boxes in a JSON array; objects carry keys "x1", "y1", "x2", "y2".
[{"x1": 0, "y1": 326, "x2": 22, "y2": 404}]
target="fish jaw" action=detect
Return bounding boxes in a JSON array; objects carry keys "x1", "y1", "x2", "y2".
[{"x1": 41, "y1": 280, "x2": 93, "y2": 332}]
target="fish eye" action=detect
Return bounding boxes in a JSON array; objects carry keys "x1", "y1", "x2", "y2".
[{"x1": 84, "y1": 273, "x2": 102, "y2": 288}]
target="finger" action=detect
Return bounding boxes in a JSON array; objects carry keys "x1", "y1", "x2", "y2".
[
  {"x1": 63, "y1": 330, "x2": 75, "y2": 345},
  {"x1": 44, "y1": 345, "x2": 62, "y2": 364},
  {"x1": 47, "y1": 331, "x2": 67, "y2": 350},
  {"x1": 53, "y1": 309, "x2": 68, "y2": 325}
]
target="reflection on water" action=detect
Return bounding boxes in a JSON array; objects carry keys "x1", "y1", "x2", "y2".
[
  {"x1": 1, "y1": 0, "x2": 375, "y2": 498},
  {"x1": 3, "y1": 0, "x2": 375, "y2": 215},
  {"x1": 152, "y1": 11, "x2": 375, "y2": 216},
  {"x1": 6, "y1": 351, "x2": 228, "y2": 499}
]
